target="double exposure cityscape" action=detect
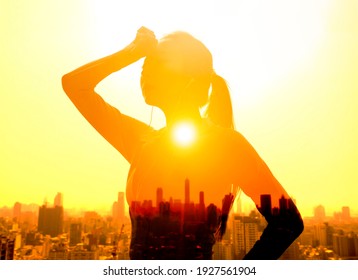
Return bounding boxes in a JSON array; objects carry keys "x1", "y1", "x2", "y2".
[{"x1": 1, "y1": 187, "x2": 357, "y2": 260}]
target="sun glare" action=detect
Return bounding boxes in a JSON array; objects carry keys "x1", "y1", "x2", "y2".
[{"x1": 172, "y1": 123, "x2": 196, "y2": 147}]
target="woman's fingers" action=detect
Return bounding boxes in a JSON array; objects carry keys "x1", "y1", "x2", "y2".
[
  {"x1": 124, "y1": 27, "x2": 157, "y2": 63},
  {"x1": 137, "y1": 26, "x2": 155, "y2": 36},
  {"x1": 132, "y1": 27, "x2": 158, "y2": 57}
]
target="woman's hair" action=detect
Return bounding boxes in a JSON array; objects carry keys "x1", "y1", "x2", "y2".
[
  {"x1": 205, "y1": 73, "x2": 235, "y2": 129},
  {"x1": 161, "y1": 32, "x2": 235, "y2": 129}
]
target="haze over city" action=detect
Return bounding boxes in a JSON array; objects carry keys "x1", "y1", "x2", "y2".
[{"x1": 1, "y1": 1, "x2": 358, "y2": 218}]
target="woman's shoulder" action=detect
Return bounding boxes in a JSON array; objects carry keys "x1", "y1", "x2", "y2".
[{"x1": 204, "y1": 119, "x2": 247, "y2": 143}]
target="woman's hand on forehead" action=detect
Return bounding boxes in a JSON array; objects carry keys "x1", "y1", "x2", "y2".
[{"x1": 127, "y1": 26, "x2": 158, "y2": 61}]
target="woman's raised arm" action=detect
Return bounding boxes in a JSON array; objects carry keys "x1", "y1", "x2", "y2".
[
  {"x1": 62, "y1": 27, "x2": 157, "y2": 93},
  {"x1": 61, "y1": 27, "x2": 157, "y2": 163}
]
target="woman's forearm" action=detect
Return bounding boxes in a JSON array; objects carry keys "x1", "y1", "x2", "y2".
[
  {"x1": 62, "y1": 27, "x2": 156, "y2": 95},
  {"x1": 243, "y1": 203, "x2": 304, "y2": 260},
  {"x1": 61, "y1": 46, "x2": 139, "y2": 95}
]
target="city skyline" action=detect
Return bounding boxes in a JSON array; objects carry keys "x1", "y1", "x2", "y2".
[
  {"x1": 2, "y1": 191, "x2": 358, "y2": 260},
  {"x1": 1, "y1": 191, "x2": 357, "y2": 219},
  {"x1": 2, "y1": 1, "x2": 358, "y2": 220}
]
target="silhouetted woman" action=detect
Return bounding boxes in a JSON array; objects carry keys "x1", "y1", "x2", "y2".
[{"x1": 62, "y1": 27, "x2": 303, "y2": 259}]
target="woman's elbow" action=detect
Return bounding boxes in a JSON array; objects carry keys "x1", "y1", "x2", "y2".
[{"x1": 61, "y1": 73, "x2": 75, "y2": 96}]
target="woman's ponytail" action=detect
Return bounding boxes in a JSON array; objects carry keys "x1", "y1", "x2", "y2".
[{"x1": 205, "y1": 73, "x2": 235, "y2": 129}]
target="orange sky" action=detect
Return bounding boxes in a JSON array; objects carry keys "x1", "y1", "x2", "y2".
[{"x1": 1, "y1": 0, "x2": 358, "y2": 217}]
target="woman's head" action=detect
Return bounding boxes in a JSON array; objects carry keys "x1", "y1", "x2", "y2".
[
  {"x1": 141, "y1": 31, "x2": 234, "y2": 129},
  {"x1": 141, "y1": 32, "x2": 213, "y2": 108}
]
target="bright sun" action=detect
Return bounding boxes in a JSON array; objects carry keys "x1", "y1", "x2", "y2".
[{"x1": 172, "y1": 123, "x2": 196, "y2": 146}]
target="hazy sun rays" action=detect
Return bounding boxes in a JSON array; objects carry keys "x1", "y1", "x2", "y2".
[{"x1": 171, "y1": 122, "x2": 197, "y2": 147}]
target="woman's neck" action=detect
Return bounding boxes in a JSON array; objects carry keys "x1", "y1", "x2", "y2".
[{"x1": 163, "y1": 105, "x2": 203, "y2": 128}]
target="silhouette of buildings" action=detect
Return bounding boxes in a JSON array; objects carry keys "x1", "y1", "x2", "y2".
[
  {"x1": 13, "y1": 202, "x2": 21, "y2": 223},
  {"x1": 185, "y1": 178, "x2": 190, "y2": 204},
  {"x1": 0, "y1": 235, "x2": 15, "y2": 260},
  {"x1": 69, "y1": 223, "x2": 82, "y2": 246},
  {"x1": 38, "y1": 205, "x2": 64, "y2": 237},
  {"x1": 342, "y1": 206, "x2": 351, "y2": 222},
  {"x1": 3, "y1": 188, "x2": 358, "y2": 260},
  {"x1": 311, "y1": 222, "x2": 334, "y2": 247},
  {"x1": 314, "y1": 205, "x2": 326, "y2": 222},
  {"x1": 156, "y1": 188, "x2": 163, "y2": 208},
  {"x1": 129, "y1": 178, "x2": 234, "y2": 259},
  {"x1": 54, "y1": 192, "x2": 63, "y2": 207},
  {"x1": 333, "y1": 230, "x2": 358, "y2": 259},
  {"x1": 232, "y1": 215, "x2": 260, "y2": 259},
  {"x1": 259, "y1": 194, "x2": 271, "y2": 217},
  {"x1": 112, "y1": 192, "x2": 125, "y2": 225}
]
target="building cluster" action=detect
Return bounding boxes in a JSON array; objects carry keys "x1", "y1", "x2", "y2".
[
  {"x1": 0, "y1": 192, "x2": 130, "y2": 260},
  {"x1": 129, "y1": 179, "x2": 233, "y2": 259},
  {"x1": 1, "y1": 191, "x2": 357, "y2": 260},
  {"x1": 212, "y1": 194, "x2": 302, "y2": 260},
  {"x1": 298, "y1": 205, "x2": 358, "y2": 260}
]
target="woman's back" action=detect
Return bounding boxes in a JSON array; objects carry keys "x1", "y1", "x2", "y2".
[
  {"x1": 127, "y1": 121, "x2": 255, "y2": 259},
  {"x1": 62, "y1": 27, "x2": 304, "y2": 260}
]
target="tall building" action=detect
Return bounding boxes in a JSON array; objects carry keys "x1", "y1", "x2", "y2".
[
  {"x1": 42, "y1": 235, "x2": 51, "y2": 259},
  {"x1": 13, "y1": 202, "x2": 21, "y2": 222},
  {"x1": 54, "y1": 192, "x2": 63, "y2": 207},
  {"x1": 342, "y1": 206, "x2": 351, "y2": 222},
  {"x1": 313, "y1": 224, "x2": 327, "y2": 247},
  {"x1": 232, "y1": 215, "x2": 260, "y2": 259},
  {"x1": 185, "y1": 178, "x2": 190, "y2": 204},
  {"x1": 0, "y1": 236, "x2": 15, "y2": 260},
  {"x1": 279, "y1": 195, "x2": 288, "y2": 214},
  {"x1": 312, "y1": 222, "x2": 334, "y2": 247},
  {"x1": 332, "y1": 231, "x2": 357, "y2": 258},
  {"x1": 113, "y1": 192, "x2": 125, "y2": 224},
  {"x1": 184, "y1": 179, "x2": 194, "y2": 221},
  {"x1": 199, "y1": 191, "x2": 204, "y2": 205},
  {"x1": 198, "y1": 191, "x2": 206, "y2": 221},
  {"x1": 156, "y1": 188, "x2": 163, "y2": 208},
  {"x1": 314, "y1": 205, "x2": 326, "y2": 222},
  {"x1": 38, "y1": 205, "x2": 64, "y2": 237},
  {"x1": 70, "y1": 223, "x2": 82, "y2": 246},
  {"x1": 259, "y1": 194, "x2": 272, "y2": 217}
]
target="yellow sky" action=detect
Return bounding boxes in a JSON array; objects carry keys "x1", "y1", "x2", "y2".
[{"x1": 1, "y1": 0, "x2": 357, "y2": 217}]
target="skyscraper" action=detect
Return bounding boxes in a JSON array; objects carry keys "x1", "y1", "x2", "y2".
[
  {"x1": 232, "y1": 215, "x2": 260, "y2": 259},
  {"x1": 156, "y1": 188, "x2": 163, "y2": 208},
  {"x1": 54, "y1": 192, "x2": 63, "y2": 207},
  {"x1": 198, "y1": 191, "x2": 206, "y2": 221},
  {"x1": 342, "y1": 206, "x2": 351, "y2": 221},
  {"x1": 13, "y1": 202, "x2": 21, "y2": 222},
  {"x1": 38, "y1": 205, "x2": 64, "y2": 237},
  {"x1": 333, "y1": 231, "x2": 357, "y2": 258},
  {"x1": 113, "y1": 192, "x2": 125, "y2": 224},
  {"x1": 185, "y1": 178, "x2": 190, "y2": 205},
  {"x1": 199, "y1": 191, "x2": 204, "y2": 205},
  {"x1": 70, "y1": 223, "x2": 82, "y2": 246},
  {"x1": 279, "y1": 195, "x2": 288, "y2": 214},
  {"x1": 314, "y1": 205, "x2": 326, "y2": 222},
  {"x1": 0, "y1": 236, "x2": 15, "y2": 260},
  {"x1": 259, "y1": 194, "x2": 272, "y2": 217}
]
